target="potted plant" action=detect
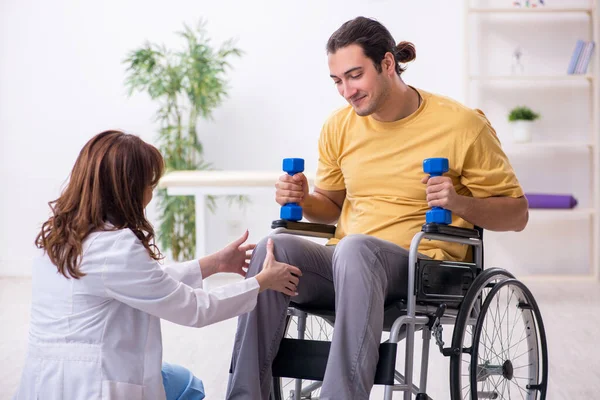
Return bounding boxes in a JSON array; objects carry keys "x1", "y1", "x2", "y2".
[
  {"x1": 124, "y1": 21, "x2": 243, "y2": 260},
  {"x1": 508, "y1": 106, "x2": 540, "y2": 143}
]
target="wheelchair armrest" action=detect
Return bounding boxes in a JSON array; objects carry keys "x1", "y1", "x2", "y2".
[
  {"x1": 421, "y1": 223, "x2": 480, "y2": 239},
  {"x1": 271, "y1": 219, "x2": 336, "y2": 239}
]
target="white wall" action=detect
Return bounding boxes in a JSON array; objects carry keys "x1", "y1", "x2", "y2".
[{"x1": 0, "y1": 0, "x2": 465, "y2": 275}]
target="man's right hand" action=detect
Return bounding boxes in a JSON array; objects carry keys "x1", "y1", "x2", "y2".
[{"x1": 275, "y1": 173, "x2": 309, "y2": 206}]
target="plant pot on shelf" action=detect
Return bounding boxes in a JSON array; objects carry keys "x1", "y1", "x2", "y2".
[{"x1": 510, "y1": 120, "x2": 534, "y2": 143}]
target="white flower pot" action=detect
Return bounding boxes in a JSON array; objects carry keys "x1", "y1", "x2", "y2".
[{"x1": 511, "y1": 120, "x2": 534, "y2": 143}]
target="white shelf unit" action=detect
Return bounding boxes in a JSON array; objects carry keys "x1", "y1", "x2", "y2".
[
  {"x1": 469, "y1": 7, "x2": 593, "y2": 14},
  {"x1": 464, "y1": 0, "x2": 600, "y2": 280},
  {"x1": 529, "y1": 208, "x2": 595, "y2": 219},
  {"x1": 470, "y1": 74, "x2": 595, "y2": 82},
  {"x1": 502, "y1": 141, "x2": 594, "y2": 152}
]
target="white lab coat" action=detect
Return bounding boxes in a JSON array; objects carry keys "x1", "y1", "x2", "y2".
[{"x1": 13, "y1": 228, "x2": 260, "y2": 400}]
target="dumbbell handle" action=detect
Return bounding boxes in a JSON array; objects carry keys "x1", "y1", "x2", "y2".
[
  {"x1": 281, "y1": 158, "x2": 304, "y2": 221},
  {"x1": 423, "y1": 158, "x2": 452, "y2": 225},
  {"x1": 284, "y1": 173, "x2": 299, "y2": 207}
]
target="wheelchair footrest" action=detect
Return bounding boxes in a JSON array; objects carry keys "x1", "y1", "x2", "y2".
[{"x1": 272, "y1": 338, "x2": 397, "y2": 385}]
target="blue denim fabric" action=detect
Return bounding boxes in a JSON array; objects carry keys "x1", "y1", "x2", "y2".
[{"x1": 162, "y1": 362, "x2": 205, "y2": 400}]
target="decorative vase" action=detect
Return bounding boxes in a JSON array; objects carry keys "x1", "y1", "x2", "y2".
[{"x1": 511, "y1": 120, "x2": 534, "y2": 143}]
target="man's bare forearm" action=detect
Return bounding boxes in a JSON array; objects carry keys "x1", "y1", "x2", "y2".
[
  {"x1": 302, "y1": 192, "x2": 343, "y2": 224},
  {"x1": 452, "y1": 196, "x2": 529, "y2": 232}
]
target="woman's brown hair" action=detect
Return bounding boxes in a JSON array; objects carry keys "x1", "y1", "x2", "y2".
[{"x1": 35, "y1": 130, "x2": 165, "y2": 279}]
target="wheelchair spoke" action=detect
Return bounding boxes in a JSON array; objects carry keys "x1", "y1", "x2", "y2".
[
  {"x1": 496, "y1": 293, "x2": 505, "y2": 361},
  {"x1": 495, "y1": 377, "x2": 505, "y2": 398},
  {"x1": 512, "y1": 347, "x2": 533, "y2": 363},
  {"x1": 462, "y1": 385, "x2": 469, "y2": 400},
  {"x1": 513, "y1": 376, "x2": 534, "y2": 396},
  {"x1": 512, "y1": 374, "x2": 534, "y2": 380},
  {"x1": 480, "y1": 318, "x2": 505, "y2": 364},
  {"x1": 494, "y1": 381, "x2": 510, "y2": 400},
  {"x1": 509, "y1": 376, "x2": 530, "y2": 400},
  {"x1": 504, "y1": 289, "x2": 515, "y2": 361},
  {"x1": 468, "y1": 279, "x2": 546, "y2": 400},
  {"x1": 495, "y1": 291, "x2": 513, "y2": 361},
  {"x1": 479, "y1": 332, "x2": 505, "y2": 363},
  {"x1": 504, "y1": 330, "x2": 530, "y2": 359},
  {"x1": 511, "y1": 363, "x2": 533, "y2": 370},
  {"x1": 495, "y1": 377, "x2": 506, "y2": 399},
  {"x1": 275, "y1": 313, "x2": 334, "y2": 399},
  {"x1": 507, "y1": 295, "x2": 522, "y2": 359}
]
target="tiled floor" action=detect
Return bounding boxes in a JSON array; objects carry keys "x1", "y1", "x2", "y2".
[{"x1": 1, "y1": 277, "x2": 599, "y2": 399}]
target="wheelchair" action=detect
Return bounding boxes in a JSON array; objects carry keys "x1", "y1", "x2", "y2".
[{"x1": 268, "y1": 219, "x2": 548, "y2": 400}]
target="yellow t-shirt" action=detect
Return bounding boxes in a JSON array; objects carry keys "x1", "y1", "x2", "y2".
[{"x1": 315, "y1": 88, "x2": 524, "y2": 261}]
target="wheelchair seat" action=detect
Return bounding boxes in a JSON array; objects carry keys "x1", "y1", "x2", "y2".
[{"x1": 290, "y1": 300, "x2": 410, "y2": 333}]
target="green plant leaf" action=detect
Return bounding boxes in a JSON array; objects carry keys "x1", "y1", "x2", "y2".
[
  {"x1": 508, "y1": 106, "x2": 540, "y2": 121},
  {"x1": 124, "y1": 19, "x2": 245, "y2": 260}
]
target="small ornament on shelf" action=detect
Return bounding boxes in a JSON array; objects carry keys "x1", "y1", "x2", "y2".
[
  {"x1": 512, "y1": 0, "x2": 545, "y2": 7},
  {"x1": 511, "y1": 46, "x2": 525, "y2": 74}
]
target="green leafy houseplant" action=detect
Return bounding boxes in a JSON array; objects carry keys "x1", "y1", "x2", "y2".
[
  {"x1": 507, "y1": 106, "x2": 540, "y2": 143},
  {"x1": 124, "y1": 21, "x2": 244, "y2": 260},
  {"x1": 508, "y1": 106, "x2": 540, "y2": 122}
]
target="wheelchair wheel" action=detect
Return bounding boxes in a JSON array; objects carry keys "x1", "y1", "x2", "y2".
[
  {"x1": 449, "y1": 268, "x2": 515, "y2": 400},
  {"x1": 469, "y1": 278, "x2": 548, "y2": 399},
  {"x1": 271, "y1": 312, "x2": 334, "y2": 400}
]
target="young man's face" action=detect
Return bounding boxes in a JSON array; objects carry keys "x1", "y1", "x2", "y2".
[{"x1": 328, "y1": 44, "x2": 390, "y2": 117}]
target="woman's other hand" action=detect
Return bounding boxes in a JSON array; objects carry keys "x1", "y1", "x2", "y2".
[{"x1": 215, "y1": 230, "x2": 256, "y2": 277}]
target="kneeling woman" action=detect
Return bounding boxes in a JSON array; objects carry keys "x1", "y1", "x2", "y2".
[{"x1": 13, "y1": 130, "x2": 301, "y2": 400}]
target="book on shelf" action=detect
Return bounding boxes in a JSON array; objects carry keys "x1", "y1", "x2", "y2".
[
  {"x1": 567, "y1": 40, "x2": 584, "y2": 74},
  {"x1": 568, "y1": 40, "x2": 595, "y2": 74}
]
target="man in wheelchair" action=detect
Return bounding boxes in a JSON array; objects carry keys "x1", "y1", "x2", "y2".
[{"x1": 227, "y1": 16, "x2": 532, "y2": 400}]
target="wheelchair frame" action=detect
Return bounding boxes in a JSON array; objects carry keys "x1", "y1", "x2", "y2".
[{"x1": 269, "y1": 221, "x2": 548, "y2": 400}]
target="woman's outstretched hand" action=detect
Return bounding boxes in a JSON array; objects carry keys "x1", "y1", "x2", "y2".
[
  {"x1": 215, "y1": 230, "x2": 256, "y2": 277},
  {"x1": 255, "y1": 238, "x2": 302, "y2": 296}
]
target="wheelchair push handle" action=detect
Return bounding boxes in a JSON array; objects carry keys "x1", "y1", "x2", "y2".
[
  {"x1": 423, "y1": 157, "x2": 452, "y2": 225},
  {"x1": 280, "y1": 158, "x2": 304, "y2": 221}
]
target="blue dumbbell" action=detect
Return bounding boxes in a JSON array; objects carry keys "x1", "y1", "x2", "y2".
[
  {"x1": 280, "y1": 158, "x2": 304, "y2": 221},
  {"x1": 423, "y1": 158, "x2": 452, "y2": 225}
]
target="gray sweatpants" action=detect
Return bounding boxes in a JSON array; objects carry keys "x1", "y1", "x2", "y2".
[{"x1": 226, "y1": 233, "x2": 414, "y2": 400}]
